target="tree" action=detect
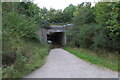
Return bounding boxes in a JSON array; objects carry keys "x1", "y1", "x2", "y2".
[
  {"x1": 73, "y1": 2, "x2": 95, "y2": 26},
  {"x1": 63, "y1": 4, "x2": 76, "y2": 23},
  {"x1": 18, "y1": 2, "x2": 41, "y2": 22},
  {"x1": 47, "y1": 8, "x2": 56, "y2": 23},
  {"x1": 95, "y1": 2, "x2": 120, "y2": 37},
  {"x1": 94, "y1": 2, "x2": 120, "y2": 51}
]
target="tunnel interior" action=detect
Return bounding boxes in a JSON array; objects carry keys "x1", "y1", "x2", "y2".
[{"x1": 47, "y1": 32, "x2": 65, "y2": 47}]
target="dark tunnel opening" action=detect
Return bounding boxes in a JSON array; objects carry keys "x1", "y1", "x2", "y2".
[{"x1": 47, "y1": 32, "x2": 65, "y2": 48}]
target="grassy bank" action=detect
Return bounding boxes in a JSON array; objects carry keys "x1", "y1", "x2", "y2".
[
  {"x1": 0, "y1": 68, "x2": 1, "y2": 79},
  {"x1": 64, "y1": 47, "x2": 118, "y2": 71},
  {"x1": 2, "y1": 40, "x2": 51, "y2": 78}
]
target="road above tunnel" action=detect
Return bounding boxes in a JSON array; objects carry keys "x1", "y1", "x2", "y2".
[{"x1": 25, "y1": 48, "x2": 118, "y2": 78}]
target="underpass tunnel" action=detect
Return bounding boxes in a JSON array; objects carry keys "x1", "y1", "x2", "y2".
[{"x1": 47, "y1": 32, "x2": 66, "y2": 47}]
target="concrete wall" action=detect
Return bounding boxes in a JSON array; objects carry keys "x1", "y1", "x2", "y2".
[
  {"x1": 63, "y1": 33, "x2": 66, "y2": 45},
  {"x1": 38, "y1": 28, "x2": 48, "y2": 43},
  {"x1": 38, "y1": 28, "x2": 66, "y2": 46}
]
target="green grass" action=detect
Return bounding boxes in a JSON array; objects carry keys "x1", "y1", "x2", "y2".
[
  {"x1": 64, "y1": 47, "x2": 119, "y2": 71},
  {"x1": 0, "y1": 68, "x2": 2, "y2": 79},
  {"x1": 2, "y1": 40, "x2": 51, "y2": 78}
]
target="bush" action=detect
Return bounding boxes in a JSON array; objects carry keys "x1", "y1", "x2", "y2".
[
  {"x1": 2, "y1": 40, "x2": 51, "y2": 78},
  {"x1": 66, "y1": 22, "x2": 120, "y2": 52},
  {"x1": 3, "y1": 12, "x2": 38, "y2": 39},
  {"x1": 2, "y1": 11, "x2": 51, "y2": 78},
  {"x1": 2, "y1": 2, "x2": 52, "y2": 78},
  {"x1": 38, "y1": 19, "x2": 50, "y2": 29},
  {"x1": 66, "y1": 23, "x2": 101, "y2": 48}
]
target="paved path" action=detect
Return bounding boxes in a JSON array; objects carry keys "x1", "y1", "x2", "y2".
[{"x1": 25, "y1": 48, "x2": 118, "y2": 78}]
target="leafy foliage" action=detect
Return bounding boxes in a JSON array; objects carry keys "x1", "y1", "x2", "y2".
[
  {"x1": 66, "y1": 2, "x2": 120, "y2": 53},
  {"x1": 3, "y1": 12, "x2": 38, "y2": 39},
  {"x1": 95, "y1": 2, "x2": 120, "y2": 37},
  {"x1": 63, "y1": 4, "x2": 76, "y2": 23},
  {"x1": 73, "y1": 2, "x2": 95, "y2": 25},
  {"x1": 2, "y1": 2, "x2": 51, "y2": 78},
  {"x1": 2, "y1": 40, "x2": 51, "y2": 78},
  {"x1": 2, "y1": 1, "x2": 120, "y2": 78}
]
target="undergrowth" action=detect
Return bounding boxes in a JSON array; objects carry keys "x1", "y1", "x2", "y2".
[{"x1": 2, "y1": 40, "x2": 51, "y2": 78}]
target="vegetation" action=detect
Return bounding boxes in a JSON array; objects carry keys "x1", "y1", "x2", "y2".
[
  {"x1": 65, "y1": 2, "x2": 119, "y2": 71},
  {"x1": 0, "y1": 68, "x2": 1, "y2": 79},
  {"x1": 3, "y1": 41, "x2": 50, "y2": 78},
  {"x1": 2, "y1": 1, "x2": 120, "y2": 78},
  {"x1": 2, "y1": 2, "x2": 51, "y2": 78},
  {"x1": 66, "y1": 2, "x2": 120, "y2": 53},
  {"x1": 64, "y1": 47, "x2": 118, "y2": 71}
]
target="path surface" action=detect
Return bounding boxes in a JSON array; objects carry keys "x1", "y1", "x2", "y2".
[{"x1": 25, "y1": 48, "x2": 118, "y2": 78}]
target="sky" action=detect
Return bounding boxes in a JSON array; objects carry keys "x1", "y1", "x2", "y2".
[{"x1": 33, "y1": 0, "x2": 98, "y2": 10}]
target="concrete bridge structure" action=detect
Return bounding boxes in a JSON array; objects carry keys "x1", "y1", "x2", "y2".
[{"x1": 38, "y1": 26, "x2": 67, "y2": 46}]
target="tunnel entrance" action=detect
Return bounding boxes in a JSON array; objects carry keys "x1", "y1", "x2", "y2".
[{"x1": 47, "y1": 32, "x2": 65, "y2": 48}]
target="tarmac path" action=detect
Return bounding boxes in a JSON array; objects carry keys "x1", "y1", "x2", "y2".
[{"x1": 25, "y1": 48, "x2": 118, "y2": 78}]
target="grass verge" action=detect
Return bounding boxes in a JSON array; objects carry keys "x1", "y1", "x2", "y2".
[
  {"x1": 0, "y1": 68, "x2": 2, "y2": 79},
  {"x1": 64, "y1": 47, "x2": 119, "y2": 71},
  {"x1": 2, "y1": 40, "x2": 51, "y2": 78}
]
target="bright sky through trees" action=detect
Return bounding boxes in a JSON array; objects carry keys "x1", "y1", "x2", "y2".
[{"x1": 33, "y1": 0, "x2": 97, "y2": 10}]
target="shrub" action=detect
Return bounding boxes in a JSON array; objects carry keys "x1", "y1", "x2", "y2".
[
  {"x1": 3, "y1": 12, "x2": 38, "y2": 39},
  {"x1": 2, "y1": 40, "x2": 51, "y2": 78},
  {"x1": 66, "y1": 23, "x2": 101, "y2": 48},
  {"x1": 38, "y1": 19, "x2": 50, "y2": 29},
  {"x1": 66, "y1": 22, "x2": 120, "y2": 52},
  {"x1": 2, "y1": 11, "x2": 51, "y2": 78}
]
